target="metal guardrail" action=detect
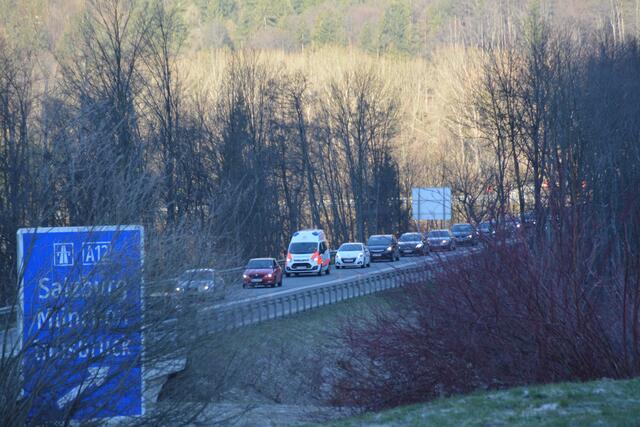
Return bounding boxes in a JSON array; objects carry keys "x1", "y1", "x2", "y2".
[
  {"x1": 0, "y1": 251, "x2": 341, "y2": 321},
  {"x1": 1, "y1": 248, "x2": 470, "y2": 334},
  {"x1": 197, "y1": 249, "x2": 477, "y2": 333},
  {"x1": 0, "y1": 248, "x2": 478, "y2": 405}
]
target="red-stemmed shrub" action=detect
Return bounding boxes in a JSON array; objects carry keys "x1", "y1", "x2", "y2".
[{"x1": 329, "y1": 226, "x2": 640, "y2": 411}]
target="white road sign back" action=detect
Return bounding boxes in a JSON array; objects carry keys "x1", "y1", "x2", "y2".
[{"x1": 412, "y1": 187, "x2": 451, "y2": 221}]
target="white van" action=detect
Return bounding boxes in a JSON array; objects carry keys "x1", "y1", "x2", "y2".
[{"x1": 285, "y1": 229, "x2": 331, "y2": 277}]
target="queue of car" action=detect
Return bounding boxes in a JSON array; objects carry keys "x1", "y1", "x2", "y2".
[
  {"x1": 281, "y1": 225, "x2": 480, "y2": 278},
  {"x1": 173, "y1": 222, "x2": 493, "y2": 296}
]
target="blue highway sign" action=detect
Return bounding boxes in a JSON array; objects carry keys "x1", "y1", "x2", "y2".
[{"x1": 17, "y1": 226, "x2": 144, "y2": 421}]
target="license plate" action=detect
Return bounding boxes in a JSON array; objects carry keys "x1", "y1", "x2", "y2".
[
  {"x1": 372, "y1": 253, "x2": 382, "y2": 257},
  {"x1": 251, "y1": 278, "x2": 262, "y2": 283}
]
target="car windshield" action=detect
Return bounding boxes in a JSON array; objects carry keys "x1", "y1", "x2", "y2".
[
  {"x1": 289, "y1": 242, "x2": 318, "y2": 254},
  {"x1": 452, "y1": 224, "x2": 473, "y2": 232},
  {"x1": 368, "y1": 236, "x2": 392, "y2": 245},
  {"x1": 339, "y1": 244, "x2": 362, "y2": 252},
  {"x1": 180, "y1": 270, "x2": 214, "y2": 281},
  {"x1": 246, "y1": 259, "x2": 273, "y2": 269},
  {"x1": 400, "y1": 233, "x2": 422, "y2": 242},
  {"x1": 428, "y1": 231, "x2": 449, "y2": 238}
]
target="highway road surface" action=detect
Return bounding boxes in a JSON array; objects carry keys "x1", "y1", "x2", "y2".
[{"x1": 220, "y1": 246, "x2": 479, "y2": 305}]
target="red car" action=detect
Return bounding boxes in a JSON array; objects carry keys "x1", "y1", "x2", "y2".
[{"x1": 242, "y1": 258, "x2": 283, "y2": 288}]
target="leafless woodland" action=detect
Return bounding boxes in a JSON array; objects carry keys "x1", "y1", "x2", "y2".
[{"x1": 1, "y1": 0, "x2": 640, "y2": 423}]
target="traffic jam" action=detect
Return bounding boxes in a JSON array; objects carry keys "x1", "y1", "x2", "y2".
[
  {"x1": 242, "y1": 216, "x2": 530, "y2": 288},
  {"x1": 168, "y1": 218, "x2": 530, "y2": 296}
]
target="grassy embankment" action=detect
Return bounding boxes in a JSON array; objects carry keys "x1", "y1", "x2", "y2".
[
  {"x1": 162, "y1": 291, "x2": 393, "y2": 406},
  {"x1": 163, "y1": 289, "x2": 640, "y2": 426},
  {"x1": 321, "y1": 378, "x2": 640, "y2": 427}
]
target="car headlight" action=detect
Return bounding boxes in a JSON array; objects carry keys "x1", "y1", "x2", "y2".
[
  {"x1": 242, "y1": 274, "x2": 249, "y2": 279},
  {"x1": 416, "y1": 243, "x2": 423, "y2": 248},
  {"x1": 203, "y1": 285, "x2": 209, "y2": 291},
  {"x1": 441, "y1": 240, "x2": 448, "y2": 244},
  {"x1": 335, "y1": 254, "x2": 341, "y2": 260},
  {"x1": 176, "y1": 287, "x2": 182, "y2": 292},
  {"x1": 266, "y1": 273, "x2": 273, "y2": 278},
  {"x1": 386, "y1": 246, "x2": 392, "y2": 252},
  {"x1": 357, "y1": 253, "x2": 364, "y2": 258}
]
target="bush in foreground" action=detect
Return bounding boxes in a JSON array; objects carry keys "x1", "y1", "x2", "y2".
[{"x1": 329, "y1": 234, "x2": 639, "y2": 411}]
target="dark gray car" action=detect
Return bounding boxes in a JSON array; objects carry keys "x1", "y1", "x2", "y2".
[
  {"x1": 176, "y1": 268, "x2": 217, "y2": 293},
  {"x1": 427, "y1": 229, "x2": 456, "y2": 251},
  {"x1": 398, "y1": 232, "x2": 429, "y2": 256},
  {"x1": 478, "y1": 221, "x2": 495, "y2": 237},
  {"x1": 451, "y1": 223, "x2": 478, "y2": 246},
  {"x1": 367, "y1": 235, "x2": 400, "y2": 261}
]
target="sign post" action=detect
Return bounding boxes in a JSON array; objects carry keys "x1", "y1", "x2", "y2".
[{"x1": 17, "y1": 226, "x2": 144, "y2": 422}]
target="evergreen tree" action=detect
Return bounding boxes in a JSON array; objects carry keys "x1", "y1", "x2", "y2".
[
  {"x1": 379, "y1": 1, "x2": 417, "y2": 55},
  {"x1": 312, "y1": 9, "x2": 345, "y2": 46},
  {"x1": 195, "y1": 0, "x2": 237, "y2": 21},
  {"x1": 359, "y1": 21, "x2": 380, "y2": 53}
]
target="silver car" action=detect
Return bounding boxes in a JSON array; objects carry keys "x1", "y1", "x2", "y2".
[{"x1": 175, "y1": 268, "x2": 217, "y2": 294}]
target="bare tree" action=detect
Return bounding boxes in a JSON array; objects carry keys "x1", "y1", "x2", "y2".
[
  {"x1": 142, "y1": 0, "x2": 186, "y2": 227},
  {"x1": 323, "y1": 68, "x2": 401, "y2": 241},
  {"x1": 0, "y1": 35, "x2": 41, "y2": 306}
]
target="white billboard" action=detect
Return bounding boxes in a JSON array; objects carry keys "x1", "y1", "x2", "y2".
[{"x1": 412, "y1": 187, "x2": 451, "y2": 221}]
